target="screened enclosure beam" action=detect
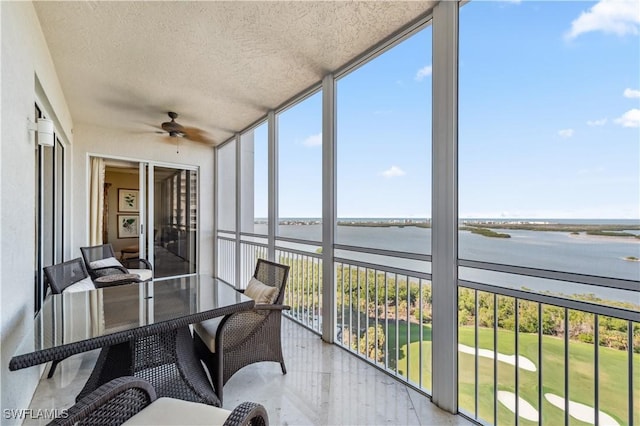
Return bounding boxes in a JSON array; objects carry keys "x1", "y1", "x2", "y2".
[{"x1": 431, "y1": 0, "x2": 459, "y2": 414}]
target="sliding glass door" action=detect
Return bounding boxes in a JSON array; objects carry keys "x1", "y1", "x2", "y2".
[
  {"x1": 35, "y1": 104, "x2": 65, "y2": 314},
  {"x1": 150, "y1": 165, "x2": 198, "y2": 279},
  {"x1": 101, "y1": 158, "x2": 198, "y2": 280}
]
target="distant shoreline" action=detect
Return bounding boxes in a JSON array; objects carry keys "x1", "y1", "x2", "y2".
[
  {"x1": 262, "y1": 219, "x2": 640, "y2": 240},
  {"x1": 568, "y1": 232, "x2": 640, "y2": 244},
  {"x1": 335, "y1": 220, "x2": 640, "y2": 240}
]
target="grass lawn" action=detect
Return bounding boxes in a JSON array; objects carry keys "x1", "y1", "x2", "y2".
[{"x1": 379, "y1": 320, "x2": 639, "y2": 426}]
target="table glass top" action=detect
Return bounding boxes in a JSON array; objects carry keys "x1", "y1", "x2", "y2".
[{"x1": 15, "y1": 275, "x2": 251, "y2": 357}]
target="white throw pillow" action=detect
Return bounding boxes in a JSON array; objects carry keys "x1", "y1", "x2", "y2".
[
  {"x1": 244, "y1": 277, "x2": 277, "y2": 305},
  {"x1": 89, "y1": 257, "x2": 123, "y2": 269}
]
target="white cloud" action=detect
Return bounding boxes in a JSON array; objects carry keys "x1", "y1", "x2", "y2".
[
  {"x1": 624, "y1": 88, "x2": 640, "y2": 98},
  {"x1": 558, "y1": 128, "x2": 575, "y2": 138},
  {"x1": 415, "y1": 65, "x2": 432, "y2": 82},
  {"x1": 614, "y1": 108, "x2": 640, "y2": 127},
  {"x1": 381, "y1": 166, "x2": 406, "y2": 178},
  {"x1": 565, "y1": 0, "x2": 640, "y2": 40},
  {"x1": 586, "y1": 118, "x2": 607, "y2": 126},
  {"x1": 302, "y1": 133, "x2": 322, "y2": 147}
]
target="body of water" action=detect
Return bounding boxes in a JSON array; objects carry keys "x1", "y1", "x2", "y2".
[{"x1": 251, "y1": 221, "x2": 640, "y2": 303}]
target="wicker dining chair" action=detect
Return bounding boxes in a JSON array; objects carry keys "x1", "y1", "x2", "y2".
[
  {"x1": 193, "y1": 259, "x2": 290, "y2": 404},
  {"x1": 42, "y1": 258, "x2": 140, "y2": 379},
  {"x1": 44, "y1": 257, "x2": 93, "y2": 295},
  {"x1": 81, "y1": 243, "x2": 153, "y2": 281},
  {"x1": 47, "y1": 376, "x2": 269, "y2": 426}
]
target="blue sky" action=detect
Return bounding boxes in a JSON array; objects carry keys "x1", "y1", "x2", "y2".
[{"x1": 255, "y1": 0, "x2": 639, "y2": 220}]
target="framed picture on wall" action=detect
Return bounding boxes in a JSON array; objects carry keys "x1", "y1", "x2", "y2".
[
  {"x1": 117, "y1": 215, "x2": 139, "y2": 238},
  {"x1": 118, "y1": 189, "x2": 139, "y2": 212}
]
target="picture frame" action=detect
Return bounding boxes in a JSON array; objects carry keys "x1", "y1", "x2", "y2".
[
  {"x1": 118, "y1": 188, "x2": 139, "y2": 212},
  {"x1": 117, "y1": 215, "x2": 139, "y2": 238}
]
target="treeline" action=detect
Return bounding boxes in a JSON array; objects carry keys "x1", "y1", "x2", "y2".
[
  {"x1": 459, "y1": 226, "x2": 511, "y2": 238},
  {"x1": 586, "y1": 230, "x2": 640, "y2": 238},
  {"x1": 336, "y1": 266, "x2": 639, "y2": 353},
  {"x1": 278, "y1": 256, "x2": 639, "y2": 353},
  {"x1": 458, "y1": 288, "x2": 639, "y2": 352},
  {"x1": 336, "y1": 267, "x2": 431, "y2": 322},
  {"x1": 466, "y1": 222, "x2": 640, "y2": 234}
]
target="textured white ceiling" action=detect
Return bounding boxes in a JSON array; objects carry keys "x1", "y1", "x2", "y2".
[{"x1": 34, "y1": 1, "x2": 435, "y2": 145}]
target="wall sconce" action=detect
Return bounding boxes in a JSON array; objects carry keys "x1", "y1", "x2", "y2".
[{"x1": 28, "y1": 117, "x2": 55, "y2": 147}]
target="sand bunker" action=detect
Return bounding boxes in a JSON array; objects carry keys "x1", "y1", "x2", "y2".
[
  {"x1": 544, "y1": 393, "x2": 619, "y2": 426},
  {"x1": 497, "y1": 391, "x2": 539, "y2": 422},
  {"x1": 458, "y1": 344, "x2": 537, "y2": 372}
]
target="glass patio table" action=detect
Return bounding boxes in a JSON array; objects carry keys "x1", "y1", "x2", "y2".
[{"x1": 9, "y1": 275, "x2": 254, "y2": 407}]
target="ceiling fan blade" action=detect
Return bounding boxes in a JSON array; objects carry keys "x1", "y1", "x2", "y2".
[{"x1": 183, "y1": 127, "x2": 214, "y2": 145}]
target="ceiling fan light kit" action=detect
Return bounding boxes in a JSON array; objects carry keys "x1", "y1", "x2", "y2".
[{"x1": 160, "y1": 111, "x2": 185, "y2": 153}]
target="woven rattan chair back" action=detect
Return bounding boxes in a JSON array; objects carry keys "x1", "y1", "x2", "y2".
[
  {"x1": 253, "y1": 259, "x2": 290, "y2": 305},
  {"x1": 80, "y1": 243, "x2": 135, "y2": 279},
  {"x1": 80, "y1": 243, "x2": 117, "y2": 265},
  {"x1": 43, "y1": 258, "x2": 90, "y2": 294}
]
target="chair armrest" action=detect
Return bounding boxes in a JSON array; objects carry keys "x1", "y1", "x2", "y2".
[
  {"x1": 218, "y1": 304, "x2": 288, "y2": 351},
  {"x1": 223, "y1": 401, "x2": 269, "y2": 426},
  {"x1": 94, "y1": 273, "x2": 142, "y2": 288},
  {"x1": 48, "y1": 377, "x2": 156, "y2": 426},
  {"x1": 121, "y1": 258, "x2": 152, "y2": 270},
  {"x1": 254, "y1": 304, "x2": 291, "y2": 311}
]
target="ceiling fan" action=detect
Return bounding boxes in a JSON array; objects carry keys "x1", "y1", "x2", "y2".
[
  {"x1": 156, "y1": 112, "x2": 213, "y2": 152},
  {"x1": 161, "y1": 111, "x2": 185, "y2": 138}
]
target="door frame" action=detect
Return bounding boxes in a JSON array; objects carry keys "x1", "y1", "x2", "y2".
[
  {"x1": 86, "y1": 153, "x2": 200, "y2": 279},
  {"x1": 35, "y1": 97, "x2": 69, "y2": 314}
]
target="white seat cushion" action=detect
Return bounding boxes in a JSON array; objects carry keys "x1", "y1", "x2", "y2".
[
  {"x1": 63, "y1": 276, "x2": 96, "y2": 293},
  {"x1": 122, "y1": 397, "x2": 231, "y2": 425},
  {"x1": 89, "y1": 256, "x2": 123, "y2": 269},
  {"x1": 127, "y1": 268, "x2": 153, "y2": 281},
  {"x1": 193, "y1": 317, "x2": 223, "y2": 353},
  {"x1": 244, "y1": 277, "x2": 277, "y2": 304}
]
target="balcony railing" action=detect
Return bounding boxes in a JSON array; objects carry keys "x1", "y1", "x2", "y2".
[
  {"x1": 458, "y1": 270, "x2": 639, "y2": 426},
  {"x1": 276, "y1": 238, "x2": 323, "y2": 334},
  {"x1": 239, "y1": 237, "x2": 268, "y2": 288},
  {"x1": 216, "y1": 235, "x2": 235, "y2": 285},
  {"x1": 334, "y1": 247, "x2": 433, "y2": 395},
  {"x1": 218, "y1": 234, "x2": 325, "y2": 334},
  {"x1": 216, "y1": 234, "x2": 639, "y2": 426}
]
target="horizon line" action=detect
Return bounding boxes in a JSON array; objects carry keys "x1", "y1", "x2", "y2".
[{"x1": 252, "y1": 216, "x2": 640, "y2": 221}]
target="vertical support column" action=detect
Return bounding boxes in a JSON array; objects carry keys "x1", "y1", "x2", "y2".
[
  {"x1": 431, "y1": 0, "x2": 459, "y2": 414},
  {"x1": 267, "y1": 111, "x2": 277, "y2": 261},
  {"x1": 213, "y1": 148, "x2": 218, "y2": 278},
  {"x1": 147, "y1": 164, "x2": 155, "y2": 269},
  {"x1": 138, "y1": 162, "x2": 147, "y2": 259},
  {"x1": 321, "y1": 74, "x2": 336, "y2": 343},
  {"x1": 234, "y1": 133, "x2": 241, "y2": 287}
]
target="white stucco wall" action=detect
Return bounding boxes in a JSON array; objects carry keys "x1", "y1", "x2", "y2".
[
  {"x1": 0, "y1": 3, "x2": 214, "y2": 417},
  {"x1": 1, "y1": 1, "x2": 73, "y2": 421},
  {"x1": 72, "y1": 124, "x2": 215, "y2": 276}
]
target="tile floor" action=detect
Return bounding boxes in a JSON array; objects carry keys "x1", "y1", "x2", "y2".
[{"x1": 25, "y1": 319, "x2": 471, "y2": 425}]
